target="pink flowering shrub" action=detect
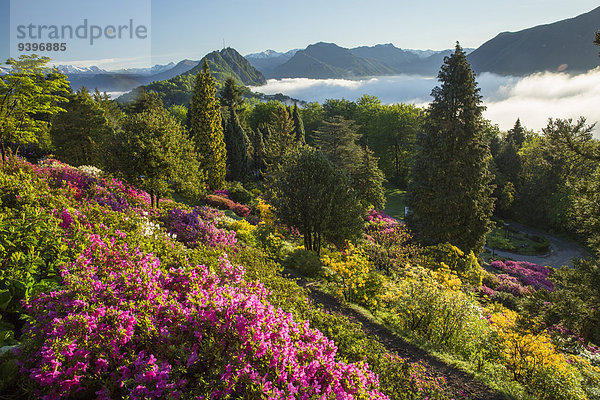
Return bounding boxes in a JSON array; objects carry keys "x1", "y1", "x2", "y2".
[
  {"x1": 19, "y1": 234, "x2": 387, "y2": 399},
  {"x1": 495, "y1": 274, "x2": 531, "y2": 297},
  {"x1": 205, "y1": 194, "x2": 251, "y2": 218},
  {"x1": 163, "y1": 207, "x2": 237, "y2": 248},
  {"x1": 35, "y1": 159, "x2": 151, "y2": 212},
  {"x1": 490, "y1": 260, "x2": 554, "y2": 292}
]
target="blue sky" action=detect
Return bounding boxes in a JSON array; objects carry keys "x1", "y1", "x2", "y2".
[{"x1": 1, "y1": 0, "x2": 598, "y2": 69}]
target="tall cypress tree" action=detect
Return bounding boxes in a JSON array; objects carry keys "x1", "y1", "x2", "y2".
[
  {"x1": 252, "y1": 127, "x2": 266, "y2": 178},
  {"x1": 189, "y1": 60, "x2": 226, "y2": 189},
  {"x1": 292, "y1": 103, "x2": 306, "y2": 145},
  {"x1": 407, "y1": 43, "x2": 494, "y2": 254},
  {"x1": 224, "y1": 107, "x2": 249, "y2": 181}
]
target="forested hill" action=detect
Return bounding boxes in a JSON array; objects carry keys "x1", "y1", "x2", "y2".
[
  {"x1": 118, "y1": 47, "x2": 266, "y2": 106},
  {"x1": 467, "y1": 6, "x2": 600, "y2": 75},
  {"x1": 192, "y1": 47, "x2": 267, "y2": 86}
]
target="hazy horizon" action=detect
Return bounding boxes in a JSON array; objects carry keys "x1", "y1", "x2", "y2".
[{"x1": 252, "y1": 69, "x2": 600, "y2": 135}]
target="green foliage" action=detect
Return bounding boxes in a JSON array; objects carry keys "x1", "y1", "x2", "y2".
[
  {"x1": 284, "y1": 248, "x2": 322, "y2": 277},
  {"x1": 314, "y1": 116, "x2": 386, "y2": 209},
  {"x1": 51, "y1": 87, "x2": 113, "y2": 168},
  {"x1": 261, "y1": 105, "x2": 300, "y2": 170},
  {"x1": 0, "y1": 207, "x2": 74, "y2": 344},
  {"x1": 270, "y1": 148, "x2": 363, "y2": 254},
  {"x1": 223, "y1": 107, "x2": 249, "y2": 181},
  {"x1": 356, "y1": 98, "x2": 424, "y2": 187},
  {"x1": 124, "y1": 88, "x2": 164, "y2": 115},
  {"x1": 407, "y1": 43, "x2": 494, "y2": 254},
  {"x1": 299, "y1": 102, "x2": 324, "y2": 144},
  {"x1": 108, "y1": 107, "x2": 203, "y2": 206},
  {"x1": 383, "y1": 265, "x2": 488, "y2": 354},
  {"x1": 291, "y1": 103, "x2": 306, "y2": 144},
  {"x1": 167, "y1": 104, "x2": 187, "y2": 126},
  {"x1": 523, "y1": 259, "x2": 600, "y2": 344},
  {"x1": 354, "y1": 146, "x2": 386, "y2": 209},
  {"x1": 219, "y1": 77, "x2": 244, "y2": 109},
  {"x1": 189, "y1": 61, "x2": 226, "y2": 189},
  {"x1": 225, "y1": 181, "x2": 253, "y2": 204},
  {"x1": 0, "y1": 55, "x2": 70, "y2": 161}
]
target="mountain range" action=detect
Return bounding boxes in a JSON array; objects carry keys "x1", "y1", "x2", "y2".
[
  {"x1": 64, "y1": 59, "x2": 199, "y2": 92},
  {"x1": 117, "y1": 47, "x2": 267, "y2": 106},
  {"x1": 467, "y1": 5, "x2": 600, "y2": 75},
  {"x1": 54, "y1": 6, "x2": 600, "y2": 95}
]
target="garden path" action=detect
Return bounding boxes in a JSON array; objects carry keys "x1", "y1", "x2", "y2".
[
  {"x1": 300, "y1": 282, "x2": 507, "y2": 400},
  {"x1": 486, "y1": 221, "x2": 591, "y2": 268}
]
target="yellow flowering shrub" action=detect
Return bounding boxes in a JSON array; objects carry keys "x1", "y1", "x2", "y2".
[
  {"x1": 226, "y1": 219, "x2": 257, "y2": 246},
  {"x1": 381, "y1": 265, "x2": 486, "y2": 352},
  {"x1": 257, "y1": 199, "x2": 275, "y2": 225},
  {"x1": 487, "y1": 305, "x2": 586, "y2": 400},
  {"x1": 322, "y1": 244, "x2": 385, "y2": 308},
  {"x1": 424, "y1": 242, "x2": 483, "y2": 286}
]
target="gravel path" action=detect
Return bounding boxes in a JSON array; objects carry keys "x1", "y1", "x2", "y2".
[
  {"x1": 300, "y1": 282, "x2": 507, "y2": 400},
  {"x1": 486, "y1": 221, "x2": 592, "y2": 268}
]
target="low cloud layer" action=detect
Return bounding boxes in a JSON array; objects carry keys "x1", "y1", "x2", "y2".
[{"x1": 253, "y1": 69, "x2": 600, "y2": 134}]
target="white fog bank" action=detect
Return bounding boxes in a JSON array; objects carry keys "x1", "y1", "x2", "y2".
[{"x1": 252, "y1": 68, "x2": 600, "y2": 134}]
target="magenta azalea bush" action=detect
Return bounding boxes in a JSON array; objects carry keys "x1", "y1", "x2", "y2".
[
  {"x1": 19, "y1": 234, "x2": 386, "y2": 399},
  {"x1": 490, "y1": 260, "x2": 554, "y2": 292},
  {"x1": 163, "y1": 207, "x2": 237, "y2": 248}
]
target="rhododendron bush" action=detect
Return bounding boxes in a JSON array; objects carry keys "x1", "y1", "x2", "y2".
[
  {"x1": 0, "y1": 158, "x2": 391, "y2": 399},
  {"x1": 19, "y1": 234, "x2": 385, "y2": 399}
]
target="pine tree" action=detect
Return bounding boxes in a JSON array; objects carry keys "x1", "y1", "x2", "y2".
[
  {"x1": 188, "y1": 60, "x2": 226, "y2": 189},
  {"x1": 292, "y1": 103, "x2": 306, "y2": 145},
  {"x1": 407, "y1": 43, "x2": 494, "y2": 254},
  {"x1": 224, "y1": 107, "x2": 249, "y2": 181},
  {"x1": 125, "y1": 89, "x2": 163, "y2": 115},
  {"x1": 264, "y1": 108, "x2": 299, "y2": 170}
]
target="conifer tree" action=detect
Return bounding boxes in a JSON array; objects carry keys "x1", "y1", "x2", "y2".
[
  {"x1": 189, "y1": 60, "x2": 226, "y2": 189},
  {"x1": 313, "y1": 116, "x2": 362, "y2": 172},
  {"x1": 224, "y1": 107, "x2": 249, "y2": 181},
  {"x1": 313, "y1": 116, "x2": 386, "y2": 210},
  {"x1": 507, "y1": 118, "x2": 525, "y2": 148},
  {"x1": 252, "y1": 127, "x2": 266, "y2": 178},
  {"x1": 264, "y1": 108, "x2": 298, "y2": 170},
  {"x1": 220, "y1": 77, "x2": 244, "y2": 109},
  {"x1": 354, "y1": 146, "x2": 386, "y2": 210},
  {"x1": 407, "y1": 43, "x2": 494, "y2": 254},
  {"x1": 292, "y1": 103, "x2": 306, "y2": 145}
]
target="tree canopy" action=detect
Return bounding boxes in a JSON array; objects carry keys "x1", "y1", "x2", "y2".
[
  {"x1": 0, "y1": 55, "x2": 69, "y2": 161},
  {"x1": 407, "y1": 43, "x2": 494, "y2": 254}
]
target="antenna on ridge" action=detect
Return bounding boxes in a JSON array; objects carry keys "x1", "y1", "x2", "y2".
[{"x1": 222, "y1": 38, "x2": 226, "y2": 49}]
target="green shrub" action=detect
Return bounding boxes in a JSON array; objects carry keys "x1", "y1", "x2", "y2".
[
  {"x1": 226, "y1": 181, "x2": 254, "y2": 204},
  {"x1": 482, "y1": 270, "x2": 501, "y2": 289},
  {"x1": 284, "y1": 248, "x2": 323, "y2": 277}
]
